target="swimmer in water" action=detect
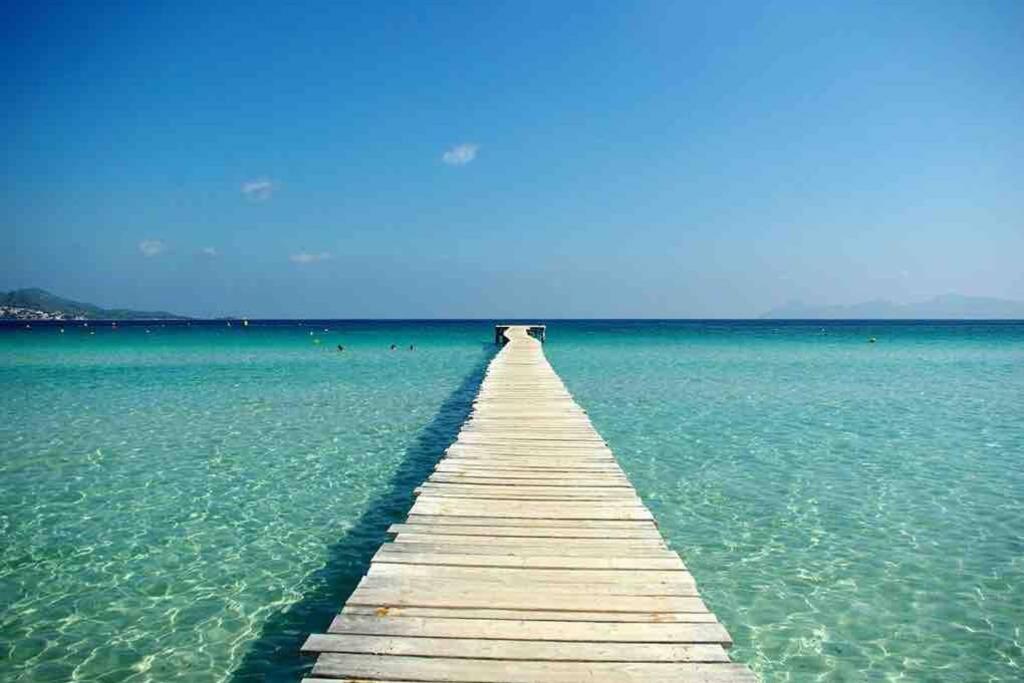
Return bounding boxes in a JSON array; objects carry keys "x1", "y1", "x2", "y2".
[
  {"x1": 390, "y1": 344, "x2": 397, "y2": 351},
  {"x1": 337, "y1": 344, "x2": 344, "y2": 352},
  {"x1": 409, "y1": 344, "x2": 414, "y2": 351}
]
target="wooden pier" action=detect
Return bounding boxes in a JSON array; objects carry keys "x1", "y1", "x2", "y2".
[{"x1": 301, "y1": 325, "x2": 755, "y2": 682}]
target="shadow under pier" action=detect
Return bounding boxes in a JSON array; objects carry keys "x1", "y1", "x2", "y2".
[{"x1": 228, "y1": 343, "x2": 496, "y2": 682}]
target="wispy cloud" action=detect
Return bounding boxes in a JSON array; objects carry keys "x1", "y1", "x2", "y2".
[
  {"x1": 138, "y1": 240, "x2": 166, "y2": 257},
  {"x1": 290, "y1": 251, "x2": 332, "y2": 264},
  {"x1": 201, "y1": 246, "x2": 219, "y2": 257},
  {"x1": 241, "y1": 178, "x2": 275, "y2": 201},
  {"x1": 442, "y1": 143, "x2": 479, "y2": 166}
]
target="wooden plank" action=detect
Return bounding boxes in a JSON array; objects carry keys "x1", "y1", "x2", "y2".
[
  {"x1": 435, "y1": 465, "x2": 621, "y2": 474},
  {"x1": 409, "y1": 498, "x2": 654, "y2": 520},
  {"x1": 425, "y1": 475, "x2": 632, "y2": 486},
  {"x1": 433, "y1": 464, "x2": 625, "y2": 474},
  {"x1": 420, "y1": 481, "x2": 631, "y2": 490},
  {"x1": 358, "y1": 575, "x2": 699, "y2": 599},
  {"x1": 309, "y1": 655, "x2": 756, "y2": 682},
  {"x1": 417, "y1": 482, "x2": 637, "y2": 494},
  {"x1": 454, "y1": 439, "x2": 610, "y2": 447},
  {"x1": 345, "y1": 586, "x2": 710, "y2": 613},
  {"x1": 411, "y1": 493, "x2": 637, "y2": 502},
  {"x1": 386, "y1": 536, "x2": 669, "y2": 552},
  {"x1": 374, "y1": 549, "x2": 683, "y2": 567},
  {"x1": 388, "y1": 523, "x2": 662, "y2": 539},
  {"x1": 414, "y1": 487, "x2": 642, "y2": 501},
  {"x1": 340, "y1": 605, "x2": 721, "y2": 623},
  {"x1": 366, "y1": 564, "x2": 697, "y2": 591},
  {"x1": 389, "y1": 532, "x2": 663, "y2": 548},
  {"x1": 425, "y1": 473, "x2": 630, "y2": 483},
  {"x1": 466, "y1": 417, "x2": 592, "y2": 421},
  {"x1": 439, "y1": 456, "x2": 620, "y2": 467},
  {"x1": 403, "y1": 515, "x2": 657, "y2": 528},
  {"x1": 440, "y1": 451, "x2": 617, "y2": 460},
  {"x1": 434, "y1": 462, "x2": 624, "y2": 471},
  {"x1": 326, "y1": 615, "x2": 730, "y2": 644},
  {"x1": 438, "y1": 452, "x2": 618, "y2": 462},
  {"x1": 303, "y1": 634, "x2": 730, "y2": 663}
]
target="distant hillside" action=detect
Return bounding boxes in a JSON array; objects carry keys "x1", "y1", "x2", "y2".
[
  {"x1": 762, "y1": 294, "x2": 1024, "y2": 319},
  {"x1": 0, "y1": 288, "x2": 189, "y2": 320}
]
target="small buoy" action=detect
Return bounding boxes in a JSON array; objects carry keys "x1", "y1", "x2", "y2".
[
  {"x1": 313, "y1": 338, "x2": 321, "y2": 345},
  {"x1": 309, "y1": 331, "x2": 314, "y2": 336},
  {"x1": 84, "y1": 322, "x2": 89, "y2": 327},
  {"x1": 243, "y1": 319, "x2": 249, "y2": 327},
  {"x1": 146, "y1": 329, "x2": 151, "y2": 334},
  {"x1": 89, "y1": 331, "x2": 95, "y2": 335},
  {"x1": 60, "y1": 328, "x2": 65, "y2": 334},
  {"x1": 227, "y1": 321, "x2": 232, "y2": 327},
  {"x1": 868, "y1": 337, "x2": 877, "y2": 343},
  {"x1": 25, "y1": 324, "x2": 31, "y2": 329}
]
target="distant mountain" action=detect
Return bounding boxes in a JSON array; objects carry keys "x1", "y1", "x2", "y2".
[
  {"x1": 0, "y1": 288, "x2": 189, "y2": 321},
  {"x1": 762, "y1": 294, "x2": 1024, "y2": 319}
]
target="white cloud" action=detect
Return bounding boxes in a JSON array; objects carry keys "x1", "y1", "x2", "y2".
[
  {"x1": 241, "y1": 178, "x2": 275, "y2": 201},
  {"x1": 139, "y1": 240, "x2": 166, "y2": 257},
  {"x1": 442, "y1": 143, "x2": 479, "y2": 166},
  {"x1": 290, "y1": 251, "x2": 332, "y2": 264},
  {"x1": 201, "y1": 246, "x2": 219, "y2": 257}
]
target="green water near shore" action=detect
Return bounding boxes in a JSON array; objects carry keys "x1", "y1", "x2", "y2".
[{"x1": 1, "y1": 321, "x2": 1022, "y2": 681}]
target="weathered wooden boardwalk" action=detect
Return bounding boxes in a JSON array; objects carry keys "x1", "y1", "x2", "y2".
[{"x1": 302, "y1": 325, "x2": 756, "y2": 682}]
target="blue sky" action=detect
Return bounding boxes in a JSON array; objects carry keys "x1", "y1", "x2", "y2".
[{"x1": 4, "y1": 0, "x2": 1022, "y2": 317}]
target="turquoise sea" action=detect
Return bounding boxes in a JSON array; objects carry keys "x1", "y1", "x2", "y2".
[{"x1": 1, "y1": 320, "x2": 1022, "y2": 681}]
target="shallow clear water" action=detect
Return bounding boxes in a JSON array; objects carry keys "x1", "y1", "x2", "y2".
[
  {"x1": 2, "y1": 320, "x2": 1022, "y2": 681},
  {"x1": 546, "y1": 321, "x2": 1024, "y2": 681},
  {"x1": 0, "y1": 321, "x2": 494, "y2": 682}
]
